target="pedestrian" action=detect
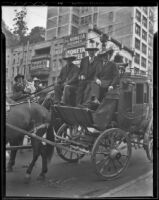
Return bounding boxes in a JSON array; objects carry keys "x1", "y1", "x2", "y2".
[
  {"x1": 54, "y1": 52, "x2": 79, "y2": 106},
  {"x1": 12, "y1": 74, "x2": 28, "y2": 101},
  {"x1": 76, "y1": 42, "x2": 99, "y2": 106}
]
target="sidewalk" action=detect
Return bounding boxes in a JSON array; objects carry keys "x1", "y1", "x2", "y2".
[{"x1": 99, "y1": 170, "x2": 153, "y2": 197}]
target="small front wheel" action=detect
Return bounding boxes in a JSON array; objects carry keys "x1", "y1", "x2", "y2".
[{"x1": 91, "y1": 128, "x2": 132, "y2": 180}]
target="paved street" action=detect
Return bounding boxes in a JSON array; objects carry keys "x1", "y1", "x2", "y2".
[{"x1": 6, "y1": 147, "x2": 153, "y2": 198}]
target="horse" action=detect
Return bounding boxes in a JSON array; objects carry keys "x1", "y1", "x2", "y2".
[{"x1": 6, "y1": 97, "x2": 54, "y2": 183}]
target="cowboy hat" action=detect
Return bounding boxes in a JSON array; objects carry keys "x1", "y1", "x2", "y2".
[
  {"x1": 98, "y1": 46, "x2": 114, "y2": 57},
  {"x1": 33, "y1": 77, "x2": 40, "y2": 82},
  {"x1": 14, "y1": 74, "x2": 24, "y2": 82},
  {"x1": 85, "y1": 41, "x2": 99, "y2": 51}
]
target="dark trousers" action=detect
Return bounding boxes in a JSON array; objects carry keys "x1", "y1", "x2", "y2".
[
  {"x1": 76, "y1": 81, "x2": 88, "y2": 105},
  {"x1": 61, "y1": 85, "x2": 77, "y2": 106},
  {"x1": 54, "y1": 84, "x2": 76, "y2": 105},
  {"x1": 54, "y1": 84, "x2": 64, "y2": 103}
]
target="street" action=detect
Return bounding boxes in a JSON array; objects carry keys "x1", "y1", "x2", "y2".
[{"x1": 6, "y1": 147, "x2": 153, "y2": 198}]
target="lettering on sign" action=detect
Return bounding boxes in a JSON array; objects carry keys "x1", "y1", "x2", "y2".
[
  {"x1": 66, "y1": 46, "x2": 85, "y2": 66},
  {"x1": 31, "y1": 59, "x2": 50, "y2": 70},
  {"x1": 64, "y1": 33, "x2": 87, "y2": 46}
]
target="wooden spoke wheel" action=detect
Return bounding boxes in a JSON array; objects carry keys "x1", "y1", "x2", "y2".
[
  {"x1": 145, "y1": 118, "x2": 153, "y2": 162},
  {"x1": 56, "y1": 124, "x2": 85, "y2": 163},
  {"x1": 91, "y1": 128, "x2": 132, "y2": 180}
]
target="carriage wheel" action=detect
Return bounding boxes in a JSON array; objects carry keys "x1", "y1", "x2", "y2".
[
  {"x1": 91, "y1": 128, "x2": 132, "y2": 180},
  {"x1": 56, "y1": 124, "x2": 85, "y2": 163},
  {"x1": 145, "y1": 119, "x2": 153, "y2": 162}
]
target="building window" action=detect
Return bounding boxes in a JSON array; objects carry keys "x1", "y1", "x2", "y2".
[
  {"x1": 136, "y1": 83, "x2": 144, "y2": 104},
  {"x1": 143, "y1": 7, "x2": 148, "y2": 15},
  {"x1": 148, "y1": 48, "x2": 152, "y2": 59},
  {"x1": 58, "y1": 25, "x2": 69, "y2": 37},
  {"x1": 148, "y1": 34, "x2": 153, "y2": 47},
  {"x1": 142, "y1": 29, "x2": 147, "y2": 41},
  {"x1": 58, "y1": 14, "x2": 69, "y2": 26},
  {"x1": 149, "y1": 21, "x2": 153, "y2": 34},
  {"x1": 72, "y1": 14, "x2": 79, "y2": 25},
  {"x1": 80, "y1": 15, "x2": 92, "y2": 25},
  {"x1": 47, "y1": 17, "x2": 58, "y2": 29},
  {"x1": 59, "y1": 7, "x2": 70, "y2": 14},
  {"x1": 109, "y1": 12, "x2": 114, "y2": 20},
  {"x1": 81, "y1": 7, "x2": 91, "y2": 14},
  {"x1": 149, "y1": 9, "x2": 154, "y2": 21},
  {"x1": 108, "y1": 25, "x2": 113, "y2": 35},
  {"x1": 135, "y1": 53, "x2": 140, "y2": 64},
  {"x1": 142, "y1": 16, "x2": 147, "y2": 28},
  {"x1": 71, "y1": 26, "x2": 78, "y2": 35},
  {"x1": 47, "y1": 7, "x2": 58, "y2": 18},
  {"x1": 134, "y1": 67, "x2": 140, "y2": 74},
  {"x1": 141, "y1": 56, "x2": 146, "y2": 68},
  {"x1": 135, "y1": 38, "x2": 140, "y2": 50},
  {"x1": 93, "y1": 13, "x2": 98, "y2": 24},
  {"x1": 72, "y1": 7, "x2": 80, "y2": 15},
  {"x1": 144, "y1": 83, "x2": 149, "y2": 103},
  {"x1": 136, "y1": 9, "x2": 141, "y2": 22},
  {"x1": 135, "y1": 23, "x2": 141, "y2": 36},
  {"x1": 142, "y1": 43, "x2": 147, "y2": 55}
]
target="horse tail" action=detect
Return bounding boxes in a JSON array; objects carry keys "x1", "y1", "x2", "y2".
[{"x1": 45, "y1": 125, "x2": 54, "y2": 163}]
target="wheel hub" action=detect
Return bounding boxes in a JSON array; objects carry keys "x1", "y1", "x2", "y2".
[{"x1": 109, "y1": 149, "x2": 121, "y2": 159}]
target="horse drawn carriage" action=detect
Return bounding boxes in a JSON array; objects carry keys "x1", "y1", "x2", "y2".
[{"x1": 6, "y1": 71, "x2": 153, "y2": 181}]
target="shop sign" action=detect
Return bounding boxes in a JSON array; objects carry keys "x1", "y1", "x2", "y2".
[
  {"x1": 64, "y1": 33, "x2": 87, "y2": 46},
  {"x1": 31, "y1": 59, "x2": 50, "y2": 70}
]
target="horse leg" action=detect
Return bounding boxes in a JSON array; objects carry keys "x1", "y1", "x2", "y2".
[
  {"x1": 37, "y1": 145, "x2": 48, "y2": 181},
  {"x1": 7, "y1": 149, "x2": 17, "y2": 172},
  {"x1": 24, "y1": 145, "x2": 40, "y2": 184}
]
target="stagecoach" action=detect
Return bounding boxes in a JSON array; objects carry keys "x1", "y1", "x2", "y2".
[{"x1": 50, "y1": 72, "x2": 153, "y2": 180}]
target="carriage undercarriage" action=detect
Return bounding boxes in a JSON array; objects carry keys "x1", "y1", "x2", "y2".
[{"x1": 6, "y1": 102, "x2": 153, "y2": 181}]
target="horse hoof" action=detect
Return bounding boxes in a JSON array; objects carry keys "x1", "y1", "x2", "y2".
[
  {"x1": 37, "y1": 174, "x2": 45, "y2": 181},
  {"x1": 6, "y1": 167, "x2": 13, "y2": 172},
  {"x1": 24, "y1": 174, "x2": 31, "y2": 184}
]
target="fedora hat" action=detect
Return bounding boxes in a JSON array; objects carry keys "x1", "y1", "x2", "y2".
[
  {"x1": 14, "y1": 74, "x2": 24, "y2": 82},
  {"x1": 62, "y1": 51, "x2": 76, "y2": 61},
  {"x1": 98, "y1": 45, "x2": 114, "y2": 56},
  {"x1": 85, "y1": 41, "x2": 99, "y2": 51},
  {"x1": 33, "y1": 77, "x2": 40, "y2": 82}
]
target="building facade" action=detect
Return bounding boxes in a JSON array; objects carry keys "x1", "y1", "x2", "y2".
[{"x1": 45, "y1": 6, "x2": 155, "y2": 76}]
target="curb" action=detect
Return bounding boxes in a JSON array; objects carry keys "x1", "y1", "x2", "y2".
[{"x1": 99, "y1": 170, "x2": 153, "y2": 197}]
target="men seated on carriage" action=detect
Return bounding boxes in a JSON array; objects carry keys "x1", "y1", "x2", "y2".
[
  {"x1": 76, "y1": 43, "x2": 100, "y2": 106},
  {"x1": 54, "y1": 52, "x2": 79, "y2": 105},
  {"x1": 12, "y1": 74, "x2": 29, "y2": 101},
  {"x1": 80, "y1": 45, "x2": 119, "y2": 110},
  {"x1": 33, "y1": 77, "x2": 44, "y2": 93}
]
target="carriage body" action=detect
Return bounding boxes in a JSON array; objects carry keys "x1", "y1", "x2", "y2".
[{"x1": 50, "y1": 74, "x2": 153, "y2": 180}]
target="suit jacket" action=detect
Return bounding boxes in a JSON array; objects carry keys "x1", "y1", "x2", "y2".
[
  {"x1": 96, "y1": 60, "x2": 119, "y2": 87},
  {"x1": 57, "y1": 63, "x2": 79, "y2": 86},
  {"x1": 79, "y1": 56, "x2": 100, "y2": 81}
]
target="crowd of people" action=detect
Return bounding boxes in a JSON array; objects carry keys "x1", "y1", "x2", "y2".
[{"x1": 11, "y1": 43, "x2": 124, "y2": 110}]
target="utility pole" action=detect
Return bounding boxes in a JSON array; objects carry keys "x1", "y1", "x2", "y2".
[{"x1": 25, "y1": 40, "x2": 30, "y2": 80}]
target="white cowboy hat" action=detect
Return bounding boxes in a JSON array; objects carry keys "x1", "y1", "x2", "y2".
[{"x1": 33, "y1": 77, "x2": 40, "y2": 81}]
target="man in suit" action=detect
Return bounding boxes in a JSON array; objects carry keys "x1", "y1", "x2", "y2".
[
  {"x1": 76, "y1": 44, "x2": 99, "y2": 106},
  {"x1": 54, "y1": 53, "x2": 79, "y2": 105},
  {"x1": 86, "y1": 46, "x2": 120, "y2": 105}
]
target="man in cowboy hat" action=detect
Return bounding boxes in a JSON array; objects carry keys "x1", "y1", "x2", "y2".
[
  {"x1": 12, "y1": 74, "x2": 28, "y2": 100},
  {"x1": 76, "y1": 42, "x2": 100, "y2": 106},
  {"x1": 54, "y1": 52, "x2": 79, "y2": 105},
  {"x1": 84, "y1": 45, "x2": 119, "y2": 110}
]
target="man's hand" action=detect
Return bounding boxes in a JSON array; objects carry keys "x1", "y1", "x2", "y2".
[
  {"x1": 108, "y1": 85, "x2": 113, "y2": 91},
  {"x1": 80, "y1": 75, "x2": 85, "y2": 80},
  {"x1": 96, "y1": 79, "x2": 101, "y2": 86}
]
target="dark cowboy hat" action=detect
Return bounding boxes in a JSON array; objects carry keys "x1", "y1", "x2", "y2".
[{"x1": 14, "y1": 74, "x2": 24, "y2": 82}]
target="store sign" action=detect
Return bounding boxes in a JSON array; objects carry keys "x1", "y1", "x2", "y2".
[
  {"x1": 31, "y1": 59, "x2": 50, "y2": 70},
  {"x1": 66, "y1": 46, "x2": 85, "y2": 66},
  {"x1": 64, "y1": 33, "x2": 87, "y2": 46}
]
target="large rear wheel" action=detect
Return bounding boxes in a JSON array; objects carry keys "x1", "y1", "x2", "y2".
[{"x1": 91, "y1": 128, "x2": 132, "y2": 180}]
